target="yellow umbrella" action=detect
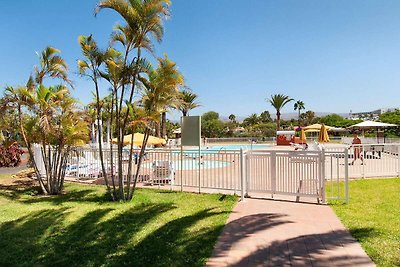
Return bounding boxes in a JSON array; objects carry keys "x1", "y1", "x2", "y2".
[
  {"x1": 112, "y1": 133, "x2": 166, "y2": 146},
  {"x1": 318, "y1": 124, "x2": 330, "y2": 143},
  {"x1": 300, "y1": 129, "x2": 307, "y2": 143},
  {"x1": 304, "y1": 123, "x2": 334, "y2": 131}
]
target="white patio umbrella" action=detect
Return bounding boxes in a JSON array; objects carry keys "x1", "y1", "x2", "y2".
[
  {"x1": 348, "y1": 120, "x2": 398, "y2": 143},
  {"x1": 348, "y1": 121, "x2": 397, "y2": 129}
]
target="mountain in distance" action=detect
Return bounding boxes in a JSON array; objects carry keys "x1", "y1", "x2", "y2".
[{"x1": 220, "y1": 112, "x2": 350, "y2": 122}]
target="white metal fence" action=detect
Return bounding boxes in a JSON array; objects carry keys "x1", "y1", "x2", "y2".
[
  {"x1": 246, "y1": 150, "x2": 325, "y2": 202},
  {"x1": 32, "y1": 142, "x2": 400, "y2": 203}
]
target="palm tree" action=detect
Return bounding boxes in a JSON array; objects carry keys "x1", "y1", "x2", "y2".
[
  {"x1": 294, "y1": 100, "x2": 305, "y2": 126},
  {"x1": 177, "y1": 89, "x2": 200, "y2": 117},
  {"x1": 34, "y1": 46, "x2": 72, "y2": 86},
  {"x1": 228, "y1": 114, "x2": 236, "y2": 123},
  {"x1": 78, "y1": 35, "x2": 115, "y2": 199},
  {"x1": 139, "y1": 55, "x2": 184, "y2": 138},
  {"x1": 95, "y1": 0, "x2": 171, "y2": 201},
  {"x1": 134, "y1": 55, "x2": 183, "y2": 197},
  {"x1": 268, "y1": 94, "x2": 293, "y2": 130}
]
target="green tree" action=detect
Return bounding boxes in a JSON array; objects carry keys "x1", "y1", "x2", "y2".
[
  {"x1": 139, "y1": 54, "x2": 184, "y2": 138},
  {"x1": 82, "y1": 0, "x2": 171, "y2": 201},
  {"x1": 293, "y1": 100, "x2": 305, "y2": 126},
  {"x1": 228, "y1": 114, "x2": 236, "y2": 123},
  {"x1": 259, "y1": 111, "x2": 272, "y2": 123},
  {"x1": 78, "y1": 35, "x2": 116, "y2": 199},
  {"x1": 177, "y1": 89, "x2": 200, "y2": 117},
  {"x1": 268, "y1": 94, "x2": 293, "y2": 130},
  {"x1": 2, "y1": 47, "x2": 87, "y2": 195},
  {"x1": 300, "y1": 110, "x2": 317, "y2": 126},
  {"x1": 242, "y1": 113, "x2": 259, "y2": 127},
  {"x1": 202, "y1": 111, "x2": 219, "y2": 121},
  {"x1": 202, "y1": 120, "x2": 225, "y2": 138}
]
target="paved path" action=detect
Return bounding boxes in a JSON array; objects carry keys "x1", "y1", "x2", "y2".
[
  {"x1": 207, "y1": 198, "x2": 375, "y2": 267},
  {"x1": 0, "y1": 165, "x2": 28, "y2": 175}
]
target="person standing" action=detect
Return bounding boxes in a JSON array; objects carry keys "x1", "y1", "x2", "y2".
[{"x1": 351, "y1": 133, "x2": 364, "y2": 165}]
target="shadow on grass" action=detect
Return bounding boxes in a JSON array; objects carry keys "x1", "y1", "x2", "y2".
[
  {"x1": 0, "y1": 181, "x2": 113, "y2": 204},
  {"x1": 349, "y1": 227, "x2": 378, "y2": 242},
  {"x1": 0, "y1": 201, "x2": 231, "y2": 266}
]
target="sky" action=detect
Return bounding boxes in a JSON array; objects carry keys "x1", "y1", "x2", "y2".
[{"x1": 1, "y1": 0, "x2": 400, "y2": 121}]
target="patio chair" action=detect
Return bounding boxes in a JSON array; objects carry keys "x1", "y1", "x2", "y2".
[{"x1": 149, "y1": 160, "x2": 175, "y2": 185}]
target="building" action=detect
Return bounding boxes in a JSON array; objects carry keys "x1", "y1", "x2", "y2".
[{"x1": 348, "y1": 108, "x2": 398, "y2": 121}]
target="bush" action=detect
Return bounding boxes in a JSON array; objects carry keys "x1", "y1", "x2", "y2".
[{"x1": 0, "y1": 142, "x2": 24, "y2": 167}]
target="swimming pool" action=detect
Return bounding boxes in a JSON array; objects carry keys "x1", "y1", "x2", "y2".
[
  {"x1": 206, "y1": 144, "x2": 270, "y2": 150},
  {"x1": 145, "y1": 159, "x2": 230, "y2": 171},
  {"x1": 171, "y1": 144, "x2": 270, "y2": 155}
]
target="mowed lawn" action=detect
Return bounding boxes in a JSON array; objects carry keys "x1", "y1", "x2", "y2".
[
  {"x1": 0, "y1": 174, "x2": 237, "y2": 267},
  {"x1": 330, "y1": 178, "x2": 400, "y2": 267}
]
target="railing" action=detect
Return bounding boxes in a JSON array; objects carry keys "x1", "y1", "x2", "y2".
[
  {"x1": 324, "y1": 143, "x2": 400, "y2": 179},
  {"x1": 42, "y1": 142, "x2": 400, "y2": 203},
  {"x1": 246, "y1": 149, "x2": 325, "y2": 202}
]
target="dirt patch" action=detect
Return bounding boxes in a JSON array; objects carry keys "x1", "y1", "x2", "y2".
[{"x1": 0, "y1": 169, "x2": 36, "y2": 187}]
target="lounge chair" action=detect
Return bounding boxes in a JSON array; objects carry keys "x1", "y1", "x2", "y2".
[{"x1": 149, "y1": 160, "x2": 175, "y2": 185}]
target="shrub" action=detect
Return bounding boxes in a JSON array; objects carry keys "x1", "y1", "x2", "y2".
[{"x1": 0, "y1": 142, "x2": 24, "y2": 167}]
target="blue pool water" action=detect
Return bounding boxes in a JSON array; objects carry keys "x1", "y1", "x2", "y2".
[
  {"x1": 172, "y1": 144, "x2": 270, "y2": 155},
  {"x1": 145, "y1": 159, "x2": 230, "y2": 171},
  {"x1": 207, "y1": 144, "x2": 270, "y2": 150}
]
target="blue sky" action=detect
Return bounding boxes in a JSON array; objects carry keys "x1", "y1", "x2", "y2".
[{"x1": 1, "y1": 0, "x2": 400, "y2": 120}]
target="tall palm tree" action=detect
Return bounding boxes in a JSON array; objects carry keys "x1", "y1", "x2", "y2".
[
  {"x1": 177, "y1": 89, "x2": 200, "y2": 117},
  {"x1": 77, "y1": 35, "x2": 115, "y2": 199},
  {"x1": 294, "y1": 100, "x2": 305, "y2": 126},
  {"x1": 34, "y1": 46, "x2": 71, "y2": 86},
  {"x1": 140, "y1": 55, "x2": 184, "y2": 130},
  {"x1": 96, "y1": 0, "x2": 171, "y2": 201},
  {"x1": 268, "y1": 94, "x2": 293, "y2": 130},
  {"x1": 136, "y1": 55, "x2": 183, "y2": 196},
  {"x1": 228, "y1": 114, "x2": 236, "y2": 123}
]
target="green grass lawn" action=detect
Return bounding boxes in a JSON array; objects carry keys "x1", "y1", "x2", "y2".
[
  {"x1": 0, "y1": 174, "x2": 237, "y2": 267},
  {"x1": 330, "y1": 178, "x2": 400, "y2": 267}
]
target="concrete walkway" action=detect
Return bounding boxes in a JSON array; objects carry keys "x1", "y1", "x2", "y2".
[{"x1": 207, "y1": 198, "x2": 375, "y2": 267}]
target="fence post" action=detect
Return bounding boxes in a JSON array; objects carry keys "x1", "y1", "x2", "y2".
[
  {"x1": 397, "y1": 145, "x2": 400, "y2": 178},
  {"x1": 240, "y1": 148, "x2": 245, "y2": 201},
  {"x1": 344, "y1": 148, "x2": 349, "y2": 203},
  {"x1": 320, "y1": 148, "x2": 326, "y2": 204},
  {"x1": 271, "y1": 151, "x2": 276, "y2": 197}
]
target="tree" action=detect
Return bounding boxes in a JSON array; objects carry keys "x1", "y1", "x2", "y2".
[
  {"x1": 268, "y1": 94, "x2": 293, "y2": 130},
  {"x1": 177, "y1": 89, "x2": 200, "y2": 117},
  {"x1": 202, "y1": 111, "x2": 219, "y2": 122},
  {"x1": 88, "y1": 0, "x2": 171, "y2": 201},
  {"x1": 293, "y1": 100, "x2": 305, "y2": 126},
  {"x1": 2, "y1": 47, "x2": 87, "y2": 195},
  {"x1": 300, "y1": 110, "x2": 316, "y2": 126},
  {"x1": 228, "y1": 114, "x2": 236, "y2": 123},
  {"x1": 78, "y1": 35, "x2": 116, "y2": 199},
  {"x1": 259, "y1": 111, "x2": 272, "y2": 123},
  {"x1": 318, "y1": 114, "x2": 357, "y2": 128},
  {"x1": 242, "y1": 113, "x2": 259, "y2": 127},
  {"x1": 139, "y1": 54, "x2": 184, "y2": 138}
]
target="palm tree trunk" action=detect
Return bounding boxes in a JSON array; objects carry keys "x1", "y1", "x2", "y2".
[
  {"x1": 129, "y1": 127, "x2": 150, "y2": 200},
  {"x1": 17, "y1": 105, "x2": 47, "y2": 193},
  {"x1": 298, "y1": 109, "x2": 301, "y2": 126},
  {"x1": 277, "y1": 112, "x2": 281, "y2": 130},
  {"x1": 93, "y1": 71, "x2": 114, "y2": 201},
  {"x1": 161, "y1": 112, "x2": 167, "y2": 138}
]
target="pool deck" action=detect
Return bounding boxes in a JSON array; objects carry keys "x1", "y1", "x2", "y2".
[{"x1": 207, "y1": 198, "x2": 375, "y2": 267}]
